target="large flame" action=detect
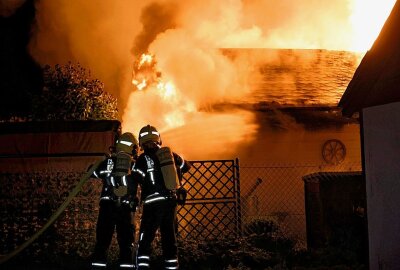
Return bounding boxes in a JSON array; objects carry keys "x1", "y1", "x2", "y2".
[
  {"x1": 128, "y1": 52, "x2": 196, "y2": 134},
  {"x1": 124, "y1": 43, "x2": 256, "y2": 159},
  {"x1": 349, "y1": 0, "x2": 396, "y2": 52},
  {"x1": 131, "y1": 53, "x2": 160, "y2": 91}
]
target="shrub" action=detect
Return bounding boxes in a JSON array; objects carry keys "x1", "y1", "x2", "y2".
[
  {"x1": 243, "y1": 219, "x2": 295, "y2": 255},
  {"x1": 31, "y1": 62, "x2": 118, "y2": 120},
  {"x1": 146, "y1": 218, "x2": 298, "y2": 269}
]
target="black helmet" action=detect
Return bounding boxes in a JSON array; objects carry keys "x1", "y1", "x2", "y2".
[
  {"x1": 138, "y1": 125, "x2": 161, "y2": 147},
  {"x1": 115, "y1": 132, "x2": 138, "y2": 153}
]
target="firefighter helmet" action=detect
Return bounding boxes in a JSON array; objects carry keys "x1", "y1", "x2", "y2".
[
  {"x1": 139, "y1": 125, "x2": 161, "y2": 147},
  {"x1": 115, "y1": 132, "x2": 138, "y2": 153}
]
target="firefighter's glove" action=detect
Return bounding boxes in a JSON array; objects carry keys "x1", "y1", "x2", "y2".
[{"x1": 176, "y1": 187, "x2": 187, "y2": 205}]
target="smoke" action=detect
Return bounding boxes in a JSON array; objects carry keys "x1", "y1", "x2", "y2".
[
  {"x1": 161, "y1": 110, "x2": 258, "y2": 160},
  {"x1": 175, "y1": 0, "x2": 354, "y2": 49},
  {"x1": 28, "y1": 0, "x2": 147, "y2": 111},
  {"x1": 121, "y1": 0, "x2": 355, "y2": 159},
  {"x1": 132, "y1": 1, "x2": 179, "y2": 56},
  {"x1": 0, "y1": 0, "x2": 26, "y2": 17},
  {"x1": 21, "y1": 0, "x2": 390, "y2": 159},
  {"x1": 122, "y1": 5, "x2": 260, "y2": 158}
]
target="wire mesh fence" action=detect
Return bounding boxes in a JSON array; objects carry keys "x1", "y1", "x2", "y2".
[
  {"x1": 0, "y1": 160, "x2": 362, "y2": 262},
  {"x1": 0, "y1": 172, "x2": 100, "y2": 259},
  {"x1": 239, "y1": 161, "x2": 362, "y2": 248}
]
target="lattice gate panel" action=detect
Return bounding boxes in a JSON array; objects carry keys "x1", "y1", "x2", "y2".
[{"x1": 177, "y1": 159, "x2": 241, "y2": 240}]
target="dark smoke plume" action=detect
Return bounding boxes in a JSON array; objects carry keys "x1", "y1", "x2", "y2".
[{"x1": 132, "y1": 1, "x2": 179, "y2": 56}]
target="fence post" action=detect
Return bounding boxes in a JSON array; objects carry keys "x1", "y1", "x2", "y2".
[{"x1": 235, "y1": 158, "x2": 242, "y2": 237}]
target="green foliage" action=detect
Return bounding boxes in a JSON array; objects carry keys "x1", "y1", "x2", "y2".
[{"x1": 31, "y1": 63, "x2": 118, "y2": 120}]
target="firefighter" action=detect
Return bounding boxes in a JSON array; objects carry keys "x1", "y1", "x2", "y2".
[
  {"x1": 90, "y1": 132, "x2": 139, "y2": 269},
  {"x1": 132, "y1": 125, "x2": 191, "y2": 270}
]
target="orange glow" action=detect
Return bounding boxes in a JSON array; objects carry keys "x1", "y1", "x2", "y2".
[
  {"x1": 161, "y1": 111, "x2": 258, "y2": 160},
  {"x1": 122, "y1": 0, "x2": 397, "y2": 158},
  {"x1": 157, "y1": 81, "x2": 176, "y2": 99},
  {"x1": 131, "y1": 78, "x2": 147, "y2": 91},
  {"x1": 131, "y1": 53, "x2": 160, "y2": 91},
  {"x1": 164, "y1": 110, "x2": 185, "y2": 128},
  {"x1": 138, "y1": 53, "x2": 153, "y2": 68},
  {"x1": 349, "y1": 0, "x2": 396, "y2": 51},
  {"x1": 26, "y1": 0, "x2": 398, "y2": 159},
  {"x1": 127, "y1": 52, "x2": 197, "y2": 134}
]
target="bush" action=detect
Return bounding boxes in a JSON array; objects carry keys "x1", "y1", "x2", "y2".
[
  {"x1": 31, "y1": 62, "x2": 118, "y2": 120},
  {"x1": 176, "y1": 236, "x2": 276, "y2": 270},
  {"x1": 145, "y1": 219, "x2": 298, "y2": 270},
  {"x1": 243, "y1": 219, "x2": 295, "y2": 255}
]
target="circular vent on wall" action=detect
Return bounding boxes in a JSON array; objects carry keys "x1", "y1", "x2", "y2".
[{"x1": 322, "y1": 139, "x2": 346, "y2": 165}]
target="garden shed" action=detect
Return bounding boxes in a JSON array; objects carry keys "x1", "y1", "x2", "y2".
[
  {"x1": 302, "y1": 171, "x2": 367, "y2": 264},
  {"x1": 0, "y1": 120, "x2": 120, "y2": 173}
]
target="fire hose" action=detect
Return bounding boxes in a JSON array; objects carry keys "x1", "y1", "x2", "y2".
[{"x1": 0, "y1": 159, "x2": 103, "y2": 265}]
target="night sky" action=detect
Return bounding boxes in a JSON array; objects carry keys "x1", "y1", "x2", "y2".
[{"x1": 0, "y1": 0, "x2": 42, "y2": 119}]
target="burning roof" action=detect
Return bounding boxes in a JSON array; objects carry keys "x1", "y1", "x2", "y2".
[{"x1": 222, "y1": 49, "x2": 361, "y2": 108}]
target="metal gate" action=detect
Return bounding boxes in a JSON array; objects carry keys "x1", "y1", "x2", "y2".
[{"x1": 177, "y1": 159, "x2": 241, "y2": 240}]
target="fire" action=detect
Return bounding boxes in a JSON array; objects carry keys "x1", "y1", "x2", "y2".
[
  {"x1": 157, "y1": 81, "x2": 176, "y2": 100},
  {"x1": 129, "y1": 52, "x2": 196, "y2": 132},
  {"x1": 131, "y1": 78, "x2": 147, "y2": 91},
  {"x1": 164, "y1": 110, "x2": 185, "y2": 128},
  {"x1": 131, "y1": 53, "x2": 160, "y2": 91},
  {"x1": 350, "y1": 0, "x2": 396, "y2": 51},
  {"x1": 138, "y1": 53, "x2": 153, "y2": 68}
]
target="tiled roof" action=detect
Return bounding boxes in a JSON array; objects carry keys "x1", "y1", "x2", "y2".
[
  {"x1": 223, "y1": 48, "x2": 361, "y2": 107},
  {"x1": 339, "y1": 1, "x2": 400, "y2": 117}
]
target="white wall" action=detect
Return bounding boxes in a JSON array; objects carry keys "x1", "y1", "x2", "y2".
[
  {"x1": 363, "y1": 101, "x2": 400, "y2": 270},
  {"x1": 237, "y1": 120, "x2": 361, "y2": 165}
]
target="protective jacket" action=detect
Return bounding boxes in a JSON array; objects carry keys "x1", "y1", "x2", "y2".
[
  {"x1": 91, "y1": 155, "x2": 137, "y2": 269},
  {"x1": 93, "y1": 154, "x2": 137, "y2": 207},
  {"x1": 132, "y1": 146, "x2": 190, "y2": 270},
  {"x1": 133, "y1": 148, "x2": 189, "y2": 204}
]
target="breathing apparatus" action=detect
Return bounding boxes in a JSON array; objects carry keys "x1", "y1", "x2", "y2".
[
  {"x1": 112, "y1": 132, "x2": 138, "y2": 198},
  {"x1": 139, "y1": 125, "x2": 180, "y2": 191}
]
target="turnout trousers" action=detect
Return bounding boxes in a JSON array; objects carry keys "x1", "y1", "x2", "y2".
[
  {"x1": 92, "y1": 200, "x2": 135, "y2": 268},
  {"x1": 136, "y1": 199, "x2": 179, "y2": 270}
]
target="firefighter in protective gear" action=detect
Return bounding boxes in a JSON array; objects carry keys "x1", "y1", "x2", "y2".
[
  {"x1": 132, "y1": 125, "x2": 191, "y2": 270},
  {"x1": 90, "y1": 132, "x2": 139, "y2": 269}
]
